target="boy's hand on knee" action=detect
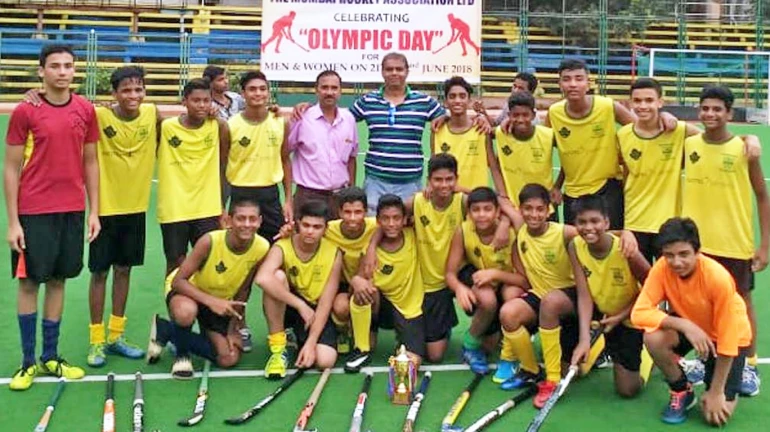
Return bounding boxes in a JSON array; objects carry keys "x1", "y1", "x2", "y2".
[{"x1": 456, "y1": 286, "x2": 477, "y2": 313}]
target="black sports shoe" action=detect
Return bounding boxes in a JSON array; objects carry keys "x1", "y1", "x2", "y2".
[{"x1": 344, "y1": 348, "x2": 371, "y2": 373}]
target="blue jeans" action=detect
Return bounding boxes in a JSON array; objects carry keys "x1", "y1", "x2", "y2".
[{"x1": 363, "y1": 176, "x2": 422, "y2": 215}]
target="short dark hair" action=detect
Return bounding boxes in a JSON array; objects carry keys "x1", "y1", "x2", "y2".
[
  {"x1": 228, "y1": 196, "x2": 260, "y2": 215},
  {"x1": 428, "y1": 153, "x2": 458, "y2": 178},
  {"x1": 315, "y1": 70, "x2": 342, "y2": 87},
  {"x1": 700, "y1": 85, "x2": 734, "y2": 111},
  {"x1": 572, "y1": 194, "x2": 608, "y2": 218},
  {"x1": 467, "y1": 187, "x2": 499, "y2": 208},
  {"x1": 182, "y1": 78, "x2": 210, "y2": 98},
  {"x1": 557, "y1": 59, "x2": 589, "y2": 76},
  {"x1": 519, "y1": 183, "x2": 551, "y2": 207},
  {"x1": 376, "y1": 194, "x2": 406, "y2": 217},
  {"x1": 110, "y1": 66, "x2": 145, "y2": 91},
  {"x1": 39, "y1": 44, "x2": 75, "y2": 67},
  {"x1": 296, "y1": 199, "x2": 330, "y2": 222},
  {"x1": 240, "y1": 71, "x2": 268, "y2": 90},
  {"x1": 382, "y1": 52, "x2": 409, "y2": 71},
  {"x1": 630, "y1": 77, "x2": 663, "y2": 98},
  {"x1": 443, "y1": 76, "x2": 473, "y2": 97},
  {"x1": 508, "y1": 91, "x2": 536, "y2": 112},
  {"x1": 337, "y1": 186, "x2": 367, "y2": 210},
  {"x1": 202, "y1": 65, "x2": 226, "y2": 82},
  {"x1": 657, "y1": 217, "x2": 701, "y2": 252},
  {"x1": 514, "y1": 72, "x2": 538, "y2": 93}
]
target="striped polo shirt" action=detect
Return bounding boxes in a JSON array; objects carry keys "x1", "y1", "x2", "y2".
[{"x1": 350, "y1": 86, "x2": 445, "y2": 183}]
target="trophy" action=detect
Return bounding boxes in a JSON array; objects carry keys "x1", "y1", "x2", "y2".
[{"x1": 387, "y1": 344, "x2": 417, "y2": 405}]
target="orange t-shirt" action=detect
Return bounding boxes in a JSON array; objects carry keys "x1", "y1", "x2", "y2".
[{"x1": 631, "y1": 255, "x2": 751, "y2": 357}]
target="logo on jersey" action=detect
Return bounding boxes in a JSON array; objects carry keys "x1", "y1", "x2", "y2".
[
  {"x1": 215, "y1": 261, "x2": 227, "y2": 274},
  {"x1": 289, "y1": 266, "x2": 299, "y2": 277},
  {"x1": 381, "y1": 264, "x2": 394, "y2": 275},
  {"x1": 419, "y1": 215, "x2": 430, "y2": 227},
  {"x1": 103, "y1": 125, "x2": 117, "y2": 138},
  {"x1": 689, "y1": 151, "x2": 700, "y2": 164},
  {"x1": 629, "y1": 149, "x2": 642, "y2": 160},
  {"x1": 440, "y1": 142, "x2": 451, "y2": 153},
  {"x1": 268, "y1": 131, "x2": 279, "y2": 147},
  {"x1": 169, "y1": 135, "x2": 182, "y2": 148},
  {"x1": 501, "y1": 145, "x2": 513, "y2": 156},
  {"x1": 721, "y1": 154, "x2": 737, "y2": 172},
  {"x1": 238, "y1": 136, "x2": 251, "y2": 147},
  {"x1": 544, "y1": 249, "x2": 557, "y2": 264},
  {"x1": 473, "y1": 247, "x2": 482, "y2": 257},
  {"x1": 659, "y1": 142, "x2": 674, "y2": 160},
  {"x1": 582, "y1": 265, "x2": 592, "y2": 278},
  {"x1": 558, "y1": 127, "x2": 571, "y2": 138},
  {"x1": 520, "y1": 241, "x2": 528, "y2": 254},
  {"x1": 590, "y1": 123, "x2": 605, "y2": 138},
  {"x1": 612, "y1": 268, "x2": 625, "y2": 284}
]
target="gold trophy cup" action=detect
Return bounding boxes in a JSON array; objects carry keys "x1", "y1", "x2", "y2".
[{"x1": 388, "y1": 344, "x2": 416, "y2": 405}]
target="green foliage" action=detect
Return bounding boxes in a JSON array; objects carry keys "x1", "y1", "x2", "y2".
[{"x1": 77, "y1": 68, "x2": 113, "y2": 96}]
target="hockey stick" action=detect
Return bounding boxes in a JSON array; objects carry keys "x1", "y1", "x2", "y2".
[
  {"x1": 402, "y1": 371, "x2": 432, "y2": 432},
  {"x1": 462, "y1": 385, "x2": 537, "y2": 432},
  {"x1": 224, "y1": 368, "x2": 306, "y2": 425},
  {"x1": 348, "y1": 371, "x2": 374, "y2": 432},
  {"x1": 441, "y1": 373, "x2": 483, "y2": 432},
  {"x1": 525, "y1": 365, "x2": 579, "y2": 432},
  {"x1": 178, "y1": 360, "x2": 211, "y2": 427}
]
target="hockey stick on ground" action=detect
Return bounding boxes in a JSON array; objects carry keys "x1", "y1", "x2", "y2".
[
  {"x1": 441, "y1": 373, "x2": 483, "y2": 432},
  {"x1": 462, "y1": 385, "x2": 537, "y2": 432},
  {"x1": 525, "y1": 365, "x2": 579, "y2": 432},
  {"x1": 133, "y1": 372, "x2": 144, "y2": 432},
  {"x1": 348, "y1": 371, "x2": 374, "y2": 432},
  {"x1": 178, "y1": 360, "x2": 211, "y2": 427},
  {"x1": 33, "y1": 378, "x2": 65, "y2": 432},
  {"x1": 402, "y1": 371, "x2": 432, "y2": 432},
  {"x1": 224, "y1": 368, "x2": 306, "y2": 425},
  {"x1": 293, "y1": 368, "x2": 332, "y2": 432}
]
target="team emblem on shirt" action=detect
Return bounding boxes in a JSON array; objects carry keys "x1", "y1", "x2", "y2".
[
  {"x1": 501, "y1": 145, "x2": 512, "y2": 156},
  {"x1": 440, "y1": 142, "x2": 451, "y2": 153},
  {"x1": 381, "y1": 264, "x2": 394, "y2": 275},
  {"x1": 473, "y1": 247, "x2": 482, "y2": 257},
  {"x1": 689, "y1": 151, "x2": 701, "y2": 164},
  {"x1": 289, "y1": 266, "x2": 299, "y2": 277},
  {"x1": 722, "y1": 154, "x2": 737, "y2": 172},
  {"x1": 215, "y1": 261, "x2": 228, "y2": 274},
  {"x1": 169, "y1": 135, "x2": 182, "y2": 148},
  {"x1": 520, "y1": 241, "x2": 528, "y2": 254},
  {"x1": 544, "y1": 249, "x2": 557, "y2": 264},
  {"x1": 419, "y1": 215, "x2": 430, "y2": 227},
  {"x1": 268, "y1": 131, "x2": 279, "y2": 146},
  {"x1": 238, "y1": 136, "x2": 251, "y2": 147},
  {"x1": 558, "y1": 127, "x2": 571, "y2": 138},
  {"x1": 612, "y1": 268, "x2": 625, "y2": 284},
  {"x1": 582, "y1": 265, "x2": 592, "y2": 278},
  {"x1": 629, "y1": 149, "x2": 642, "y2": 161},
  {"x1": 103, "y1": 125, "x2": 117, "y2": 138}
]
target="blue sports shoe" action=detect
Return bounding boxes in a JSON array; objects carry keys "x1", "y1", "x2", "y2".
[
  {"x1": 107, "y1": 337, "x2": 145, "y2": 359},
  {"x1": 501, "y1": 367, "x2": 543, "y2": 391},
  {"x1": 740, "y1": 365, "x2": 760, "y2": 397},
  {"x1": 661, "y1": 387, "x2": 696, "y2": 425},
  {"x1": 462, "y1": 347, "x2": 489, "y2": 375},
  {"x1": 493, "y1": 360, "x2": 518, "y2": 384},
  {"x1": 681, "y1": 358, "x2": 705, "y2": 386}
]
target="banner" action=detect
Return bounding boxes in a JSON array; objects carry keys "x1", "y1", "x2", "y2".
[{"x1": 260, "y1": 0, "x2": 482, "y2": 83}]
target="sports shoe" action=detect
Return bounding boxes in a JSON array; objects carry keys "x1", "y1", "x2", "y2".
[
  {"x1": 595, "y1": 350, "x2": 613, "y2": 369},
  {"x1": 146, "y1": 314, "x2": 172, "y2": 364},
  {"x1": 9, "y1": 364, "x2": 37, "y2": 391},
  {"x1": 87, "y1": 343, "x2": 107, "y2": 368},
  {"x1": 107, "y1": 337, "x2": 145, "y2": 359},
  {"x1": 740, "y1": 365, "x2": 761, "y2": 397},
  {"x1": 681, "y1": 358, "x2": 705, "y2": 385},
  {"x1": 493, "y1": 360, "x2": 519, "y2": 384},
  {"x1": 337, "y1": 327, "x2": 351, "y2": 354},
  {"x1": 265, "y1": 349, "x2": 289, "y2": 380},
  {"x1": 534, "y1": 380, "x2": 558, "y2": 409},
  {"x1": 239, "y1": 327, "x2": 253, "y2": 353},
  {"x1": 172, "y1": 356, "x2": 194, "y2": 380},
  {"x1": 39, "y1": 357, "x2": 85, "y2": 380},
  {"x1": 501, "y1": 367, "x2": 543, "y2": 391},
  {"x1": 461, "y1": 347, "x2": 489, "y2": 375},
  {"x1": 344, "y1": 348, "x2": 371, "y2": 373},
  {"x1": 661, "y1": 386, "x2": 696, "y2": 424}
]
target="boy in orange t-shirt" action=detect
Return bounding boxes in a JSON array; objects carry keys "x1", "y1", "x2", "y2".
[{"x1": 631, "y1": 217, "x2": 751, "y2": 426}]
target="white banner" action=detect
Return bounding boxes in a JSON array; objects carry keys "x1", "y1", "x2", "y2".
[{"x1": 260, "y1": 0, "x2": 482, "y2": 83}]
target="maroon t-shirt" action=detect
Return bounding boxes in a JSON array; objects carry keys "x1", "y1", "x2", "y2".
[{"x1": 6, "y1": 95, "x2": 99, "y2": 215}]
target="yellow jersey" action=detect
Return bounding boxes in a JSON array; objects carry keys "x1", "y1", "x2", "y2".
[
  {"x1": 618, "y1": 122, "x2": 686, "y2": 233},
  {"x1": 574, "y1": 234, "x2": 640, "y2": 320},
  {"x1": 548, "y1": 96, "x2": 620, "y2": 197},
  {"x1": 517, "y1": 222, "x2": 574, "y2": 298},
  {"x1": 324, "y1": 217, "x2": 378, "y2": 282},
  {"x1": 164, "y1": 230, "x2": 269, "y2": 300},
  {"x1": 433, "y1": 124, "x2": 488, "y2": 190},
  {"x1": 374, "y1": 228, "x2": 423, "y2": 319},
  {"x1": 413, "y1": 193, "x2": 464, "y2": 292},
  {"x1": 683, "y1": 134, "x2": 754, "y2": 259},
  {"x1": 494, "y1": 125, "x2": 555, "y2": 209},
  {"x1": 227, "y1": 112, "x2": 285, "y2": 187},
  {"x1": 96, "y1": 104, "x2": 157, "y2": 216},
  {"x1": 277, "y1": 237, "x2": 339, "y2": 305},
  {"x1": 461, "y1": 219, "x2": 515, "y2": 273},
  {"x1": 157, "y1": 117, "x2": 222, "y2": 223}
]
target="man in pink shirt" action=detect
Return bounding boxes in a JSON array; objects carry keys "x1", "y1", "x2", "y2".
[{"x1": 288, "y1": 70, "x2": 358, "y2": 219}]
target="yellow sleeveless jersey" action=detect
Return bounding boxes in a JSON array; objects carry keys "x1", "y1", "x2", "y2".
[
  {"x1": 574, "y1": 234, "x2": 640, "y2": 319},
  {"x1": 96, "y1": 104, "x2": 157, "y2": 216},
  {"x1": 413, "y1": 193, "x2": 464, "y2": 292},
  {"x1": 433, "y1": 124, "x2": 488, "y2": 190},
  {"x1": 277, "y1": 237, "x2": 339, "y2": 305},
  {"x1": 157, "y1": 117, "x2": 221, "y2": 223},
  {"x1": 494, "y1": 125, "x2": 555, "y2": 210},
  {"x1": 461, "y1": 219, "x2": 515, "y2": 273},
  {"x1": 164, "y1": 230, "x2": 269, "y2": 299},
  {"x1": 324, "y1": 217, "x2": 377, "y2": 282},
  {"x1": 517, "y1": 222, "x2": 574, "y2": 298},
  {"x1": 618, "y1": 121, "x2": 685, "y2": 233},
  {"x1": 227, "y1": 112, "x2": 285, "y2": 187},
  {"x1": 548, "y1": 96, "x2": 620, "y2": 196},
  {"x1": 374, "y1": 228, "x2": 423, "y2": 319},
  {"x1": 683, "y1": 134, "x2": 754, "y2": 259}
]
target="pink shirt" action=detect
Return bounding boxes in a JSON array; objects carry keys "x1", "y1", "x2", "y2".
[{"x1": 288, "y1": 104, "x2": 358, "y2": 191}]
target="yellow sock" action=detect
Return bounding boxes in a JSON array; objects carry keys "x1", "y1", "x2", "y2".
[
  {"x1": 504, "y1": 327, "x2": 538, "y2": 374},
  {"x1": 748, "y1": 355, "x2": 758, "y2": 367},
  {"x1": 349, "y1": 299, "x2": 372, "y2": 352},
  {"x1": 267, "y1": 332, "x2": 287, "y2": 354},
  {"x1": 640, "y1": 347, "x2": 654, "y2": 384},
  {"x1": 107, "y1": 314, "x2": 126, "y2": 344},
  {"x1": 540, "y1": 326, "x2": 563, "y2": 383},
  {"x1": 89, "y1": 322, "x2": 106, "y2": 345}
]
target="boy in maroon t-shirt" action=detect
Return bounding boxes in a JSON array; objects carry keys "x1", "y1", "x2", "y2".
[{"x1": 4, "y1": 44, "x2": 100, "y2": 390}]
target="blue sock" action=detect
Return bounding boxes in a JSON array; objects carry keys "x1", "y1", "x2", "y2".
[
  {"x1": 18, "y1": 313, "x2": 37, "y2": 368},
  {"x1": 41, "y1": 319, "x2": 60, "y2": 363},
  {"x1": 172, "y1": 323, "x2": 192, "y2": 358},
  {"x1": 188, "y1": 331, "x2": 217, "y2": 362}
]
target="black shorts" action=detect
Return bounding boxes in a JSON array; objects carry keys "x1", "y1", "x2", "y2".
[
  {"x1": 375, "y1": 296, "x2": 427, "y2": 358},
  {"x1": 423, "y1": 289, "x2": 459, "y2": 343},
  {"x1": 632, "y1": 231, "x2": 659, "y2": 264},
  {"x1": 564, "y1": 178, "x2": 624, "y2": 229},
  {"x1": 706, "y1": 254, "x2": 754, "y2": 294},
  {"x1": 88, "y1": 212, "x2": 146, "y2": 273},
  {"x1": 284, "y1": 296, "x2": 337, "y2": 349},
  {"x1": 338, "y1": 281, "x2": 350, "y2": 294},
  {"x1": 673, "y1": 333, "x2": 746, "y2": 401},
  {"x1": 11, "y1": 211, "x2": 84, "y2": 283},
  {"x1": 230, "y1": 184, "x2": 283, "y2": 244},
  {"x1": 160, "y1": 216, "x2": 220, "y2": 263},
  {"x1": 457, "y1": 264, "x2": 501, "y2": 337},
  {"x1": 561, "y1": 315, "x2": 643, "y2": 372},
  {"x1": 166, "y1": 291, "x2": 231, "y2": 336},
  {"x1": 521, "y1": 287, "x2": 577, "y2": 340}
]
